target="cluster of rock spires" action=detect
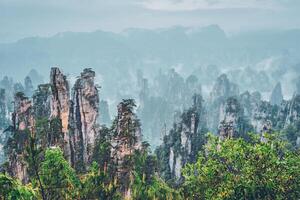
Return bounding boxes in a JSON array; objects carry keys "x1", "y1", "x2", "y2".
[
  {"x1": 156, "y1": 94, "x2": 207, "y2": 183},
  {"x1": 156, "y1": 74, "x2": 300, "y2": 183},
  {"x1": 0, "y1": 72, "x2": 38, "y2": 138},
  {"x1": 1, "y1": 67, "x2": 143, "y2": 199},
  {"x1": 208, "y1": 73, "x2": 240, "y2": 134},
  {"x1": 2, "y1": 68, "x2": 101, "y2": 182},
  {"x1": 137, "y1": 69, "x2": 201, "y2": 147},
  {"x1": 1, "y1": 66, "x2": 300, "y2": 192},
  {"x1": 0, "y1": 67, "x2": 144, "y2": 198},
  {"x1": 8, "y1": 92, "x2": 34, "y2": 183}
]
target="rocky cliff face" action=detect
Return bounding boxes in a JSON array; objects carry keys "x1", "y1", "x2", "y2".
[
  {"x1": 159, "y1": 69, "x2": 186, "y2": 108},
  {"x1": 69, "y1": 68, "x2": 100, "y2": 170},
  {"x1": 210, "y1": 74, "x2": 239, "y2": 103},
  {"x1": 250, "y1": 101, "x2": 278, "y2": 134},
  {"x1": 185, "y1": 75, "x2": 201, "y2": 100},
  {"x1": 219, "y1": 92, "x2": 278, "y2": 138},
  {"x1": 49, "y1": 68, "x2": 71, "y2": 160},
  {"x1": 270, "y1": 82, "x2": 283, "y2": 106},
  {"x1": 137, "y1": 75, "x2": 172, "y2": 147},
  {"x1": 138, "y1": 69, "x2": 202, "y2": 148},
  {"x1": 32, "y1": 69, "x2": 71, "y2": 153},
  {"x1": 4, "y1": 67, "x2": 300, "y2": 186},
  {"x1": 8, "y1": 92, "x2": 34, "y2": 183},
  {"x1": 12, "y1": 93, "x2": 35, "y2": 133},
  {"x1": 208, "y1": 74, "x2": 239, "y2": 133},
  {"x1": 32, "y1": 84, "x2": 57, "y2": 148},
  {"x1": 218, "y1": 97, "x2": 245, "y2": 139},
  {"x1": 240, "y1": 91, "x2": 261, "y2": 120},
  {"x1": 156, "y1": 73, "x2": 300, "y2": 183},
  {"x1": 110, "y1": 99, "x2": 142, "y2": 198},
  {"x1": 277, "y1": 95, "x2": 300, "y2": 147},
  {"x1": 156, "y1": 94, "x2": 207, "y2": 183},
  {"x1": 5, "y1": 67, "x2": 101, "y2": 180},
  {"x1": 50, "y1": 68, "x2": 70, "y2": 134}
]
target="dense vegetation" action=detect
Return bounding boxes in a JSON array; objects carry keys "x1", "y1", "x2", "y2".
[
  {"x1": 182, "y1": 134, "x2": 300, "y2": 199},
  {"x1": 1, "y1": 130, "x2": 299, "y2": 199},
  {"x1": 1, "y1": 90, "x2": 300, "y2": 199}
]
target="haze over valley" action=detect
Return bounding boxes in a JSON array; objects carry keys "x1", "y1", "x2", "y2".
[{"x1": 1, "y1": 1, "x2": 300, "y2": 199}]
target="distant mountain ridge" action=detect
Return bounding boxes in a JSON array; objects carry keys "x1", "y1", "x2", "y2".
[{"x1": 1, "y1": 25, "x2": 300, "y2": 80}]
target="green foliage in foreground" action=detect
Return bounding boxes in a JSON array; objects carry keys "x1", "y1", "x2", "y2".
[
  {"x1": 80, "y1": 162, "x2": 122, "y2": 200},
  {"x1": 182, "y1": 134, "x2": 300, "y2": 200},
  {"x1": 0, "y1": 173, "x2": 36, "y2": 200},
  {"x1": 39, "y1": 148, "x2": 81, "y2": 199},
  {"x1": 1, "y1": 133, "x2": 300, "y2": 200},
  {"x1": 0, "y1": 147, "x2": 179, "y2": 199},
  {"x1": 131, "y1": 143, "x2": 181, "y2": 200}
]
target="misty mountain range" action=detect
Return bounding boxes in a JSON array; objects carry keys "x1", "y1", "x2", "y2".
[
  {"x1": 1, "y1": 25, "x2": 300, "y2": 148},
  {"x1": 1, "y1": 26, "x2": 299, "y2": 106},
  {"x1": 1, "y1": 0, "x2": 300, "y2": 198},
  {"x1": 1, "y1": 25, "x2": 300, "y2": 77}
]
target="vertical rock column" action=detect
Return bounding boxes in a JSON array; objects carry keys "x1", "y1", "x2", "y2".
[
  {"x1": 218, "y1": 97, "x2": 244, "y2": 139},
  {"x1": 156, "y1": 94, "x2": 206, "y2": 183},
  {"x1": 69, "y1": 68, "x2": 100, "y2": 170},
  {"x1": 8, "y1": 93, "x2": 34, "y2": 183},
  {"x1": 252, "y1": 101, "x2": 275, "y2": 134},
  {"x1": 110, "y1": 99, "x2": 142, "y2": 199},
  {"x1": 208, "y1": 74, "x2": 239, "y2": 133},
  {"x1": 13, "y1": 93, "x2": 35, "y2": 136},
  {"x1": 50, "y1": 68, "x2": 71, "y2": 158}
]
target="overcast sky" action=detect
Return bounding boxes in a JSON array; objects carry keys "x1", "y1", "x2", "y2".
[{"x1": 1, "y1": 0, "x2": 300, "y2": 42}]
